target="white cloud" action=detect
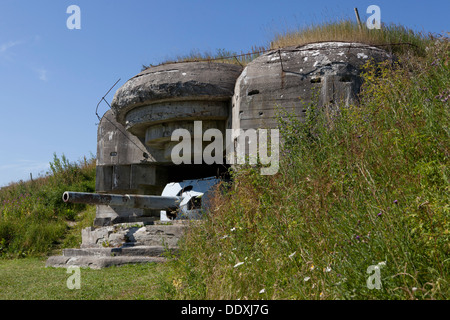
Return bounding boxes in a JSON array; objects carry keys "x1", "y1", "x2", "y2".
[
  {"x1": 0, "y1": 41, "x2": 23, "y2": 62},
  {"x1": 0, "y1": 40, "x2": 22, "y2": 53},
  {"x1": 35, "y1": 67, "x2": 48, "y2": 81}
]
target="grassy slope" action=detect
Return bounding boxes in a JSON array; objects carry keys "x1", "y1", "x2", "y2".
[
  {"x1": 164, "y1": 29, "x2": 449, "y2": 300},
  {"x1": 0, "y1": 154, "x2": 97, "y2": 258}
]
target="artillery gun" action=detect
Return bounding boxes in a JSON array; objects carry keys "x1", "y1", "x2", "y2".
[{"x1": 63, "y1": 177, "x2": 221, "y2": 221}]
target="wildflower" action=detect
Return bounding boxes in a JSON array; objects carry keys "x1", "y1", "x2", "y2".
[
  {"x1": 303, "y1": 277, "x2": 310, "y2": 282},
  {"x1": 230, "y1": 227, "x2": 236, "y2": 232},
  {"x1": 377, "y1": 212, "x2": 382, "y2": 217},
  {"x1": 220, "y1": 235, "x2": 229, "y2": 240},
  {"x1": 378, "y1": 261, "x2": 387, "y2": 267},
  {"x1": 259, "y1": 288, "x2": 265, "y2": 294},
  {"x1": 393, "y1": 199, "x2": 398, "y2": 204},
  {"x1": 172, "y1": 278, "x2": 183, "y2": 290},
  {"x1": 234, "y1": 262, "x2": 244, "y2": 268},
  {"x1": 310, "y1": 264, "x2": 315, "y2": 271},
  {"x1": 412, "y1": 287, "x2": 418, "y2": 292},
  {"x1": 324, "y1": 266, "x2": 332, "y2": 273},
  {"x1": 320, "y1": 292, "x2": 324, "y2": 297},
  {"x1": 288, "y1": 251, "x2": 296, "y2": 259}
]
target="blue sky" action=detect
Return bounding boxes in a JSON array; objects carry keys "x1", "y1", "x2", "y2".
[{"x1": 0, "y1": 0, "x2": 448, "y2": 187}]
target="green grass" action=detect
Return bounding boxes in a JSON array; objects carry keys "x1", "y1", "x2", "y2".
[{"x1": 0, "y1": 258, "x2": 170, "y2": 300}]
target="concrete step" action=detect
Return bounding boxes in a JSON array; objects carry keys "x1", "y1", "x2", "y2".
[
  {"x1": 81, "y1": 222, "x2": 189, "y2": 248},
  {"x1": 46, "y1": 220, "x2": 190, "y2": 269},
  {"x1": 46, "y1": 255, "x2": 166, "y2": 269},
  {"x1": 62, "y1": 245, "x2": 178, "y2": 257}
]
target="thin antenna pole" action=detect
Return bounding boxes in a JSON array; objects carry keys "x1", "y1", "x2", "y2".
[{"x1": 95, "y1": 78, "x2": 121, "y2": 120}]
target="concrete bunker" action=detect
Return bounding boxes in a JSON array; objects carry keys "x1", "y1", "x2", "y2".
[
  {"x1": 93, "y1": 42, "x2": 393, "y2": 226},
  {"x1": 48, "y1": 41, "x2": 395, "y2": 268}
]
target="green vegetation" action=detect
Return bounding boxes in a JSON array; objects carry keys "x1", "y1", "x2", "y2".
[
  {"x1": 143, "y1": 46, "x2": 266, "y2": 70},
  {"x1": 270, "y1": 19, "x2": 431, "y2": 56},
  {"x1": 163, "y1": 35, "x2": 449, "y2": 300},
  {"x1": 144, "y1": 19, "x2": 434, "y2": 69},
  {"x1": 0, "y1": 154, "x2": 96, "y2": 258}
]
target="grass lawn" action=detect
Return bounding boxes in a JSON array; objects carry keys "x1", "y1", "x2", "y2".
[{"x1": 0, "y1": 257, "x2": 170, "y2": 300}]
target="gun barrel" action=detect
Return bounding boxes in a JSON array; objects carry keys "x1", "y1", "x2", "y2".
[{"x1": 62, "y1": 191, "x2": 182, "y2": 210}]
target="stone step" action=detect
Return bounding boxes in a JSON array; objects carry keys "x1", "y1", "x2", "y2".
[
  {"x1": 81, "y1": 223, "x2": 188, "y2": 248},
  {"x1": 62, "y1": 245, "x2": 178, "y2": 257},
  {"x1": 46, "y1": 255, "x2": 166, "y2": 269},
  {"x1": 45, "y1": 220, "x2": 190, "y2": 269}
]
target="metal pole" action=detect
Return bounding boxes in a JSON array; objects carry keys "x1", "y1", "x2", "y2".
[{"x1": 354, "y1": 8, "x2": 362, "y2": 31}]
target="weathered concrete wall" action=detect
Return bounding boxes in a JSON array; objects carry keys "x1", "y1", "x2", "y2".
[
  {"x1": 232, "y1": 42, "x2": 393, "y2": 132},
  {"x1": 95, "y1": 110, "x2": 170, "y2": 226},
  {"x1": 96, "y1": 110, "x2": 169, "y2": 192},
  {"x1": 111, "y1": 62, "x2": 243, "y2": 163}
]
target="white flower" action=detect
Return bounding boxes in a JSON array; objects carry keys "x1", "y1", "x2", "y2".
[
  {"x1": 231, "y1": 227, "x2": 236, "y2": 232},
  {"x1": 288, "y1": 252, "x2": 296, "y2": 259},
  {"x1": 324, "y1": 266, "x2": 332, "y2": 272},
  {"x1": 310, "y1": 264, "x2": 315, "y2": 271},
  {"x1": 303, "y1": 276, "x2": 310, "y2": 282},
  {"x1": 234, "y1": 262, "x2": 245, "y2": 268},
  {"x1": 378, "y1": 261, "x2": 387, "y2": 267},
  {"x1": 412, "y1": 287, "x2": 418, "y2": 292},
  {"x1": 220, "y1": 235, "x2": 229, "y2": 240},
  {"x1": 259, "y1": 288, "x2": 265, "y2": 294}
]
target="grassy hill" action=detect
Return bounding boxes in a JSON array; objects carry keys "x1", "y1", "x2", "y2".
[{"x1": 0, "y1": 154, "x2": 96, "y2": 258}]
